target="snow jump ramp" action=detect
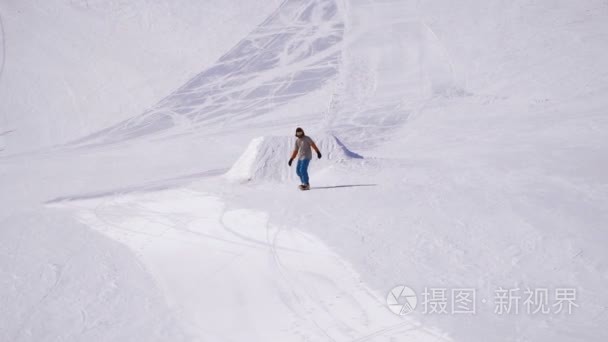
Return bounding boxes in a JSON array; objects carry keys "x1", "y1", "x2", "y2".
[{"x1": 225, "y1": 135, "x2": 362, "y2": 182}]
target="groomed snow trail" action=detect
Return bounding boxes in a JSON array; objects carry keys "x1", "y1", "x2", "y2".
[{"x1": 51, "y1": 189, "x2": 449, "y2": 341}]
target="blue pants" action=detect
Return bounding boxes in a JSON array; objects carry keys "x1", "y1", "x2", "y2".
[{"x1": 296, "y1": 159, "x2": 311, "y2": 185}]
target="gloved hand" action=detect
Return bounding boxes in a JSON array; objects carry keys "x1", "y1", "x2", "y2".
[
  {"x1": 317, "y1": 151, "x2": 322, "y2": 159},
  {"x1": 288, "y1": 158, "x2": 294, "y2": 166}
]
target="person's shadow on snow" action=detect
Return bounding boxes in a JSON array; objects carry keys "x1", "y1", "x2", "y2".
[{"x1": 309, "y1": 184, "x2": 377, "y2": 190}]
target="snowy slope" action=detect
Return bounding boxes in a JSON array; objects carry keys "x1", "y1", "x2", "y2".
[
  {"x1": 2, "y1": 0, "x2": 608, "y2": 341},
  {"x1": 49, "y1": 189, "x2": 448, "y2": 341},
  {"x1": 0, "y1": 210, "x2": 186, "y2": 342},
  {"x1": 72, "y1": 0, "x2": 344, "y2": 147},
  {"x1": 0, "y1": 0, "x2": 279, "y2": 154}
]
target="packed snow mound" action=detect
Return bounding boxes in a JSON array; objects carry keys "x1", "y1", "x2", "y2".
[{"x1": 225, "y1": 135, "x2": 361, "y2": 182}]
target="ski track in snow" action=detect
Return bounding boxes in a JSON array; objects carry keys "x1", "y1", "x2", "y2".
[
  {"x1": 75, "y1": 0, "x2": 345, "y2": 146},
  {"x1": 69, "y1": 0, "x2": 463, "y2": 151},
  {"x1": 325, "y1": 1, "x2": 462, "y2": 149},
  {"x1": 51, "y1": 189, "x2": 449, "y2": 341}
]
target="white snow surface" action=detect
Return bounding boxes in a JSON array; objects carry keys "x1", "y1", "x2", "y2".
[
  {"x1": 0, "y1": 0, "x2": 280, "y2": 153},
  {"x1": 2, "y1": 0, "x2": 608, "y2": 341}
]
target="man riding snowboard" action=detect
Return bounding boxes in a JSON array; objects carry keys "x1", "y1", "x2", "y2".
[{"x1": 288, "y1": 127, "x2": 322, "y2": 190}]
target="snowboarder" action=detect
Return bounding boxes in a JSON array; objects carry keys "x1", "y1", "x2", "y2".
[{"x1": 288, "y1": 127, "x2": 322, "y2": 190}]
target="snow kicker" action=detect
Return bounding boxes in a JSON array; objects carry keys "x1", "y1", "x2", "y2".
[{"x1": 225, "y1": 134, "x2": 361, "y2": 182}]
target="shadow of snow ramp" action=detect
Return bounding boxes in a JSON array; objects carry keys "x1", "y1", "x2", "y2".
[{"x1": 225, "y1": 135, "x2": 361, "y2": 183}]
